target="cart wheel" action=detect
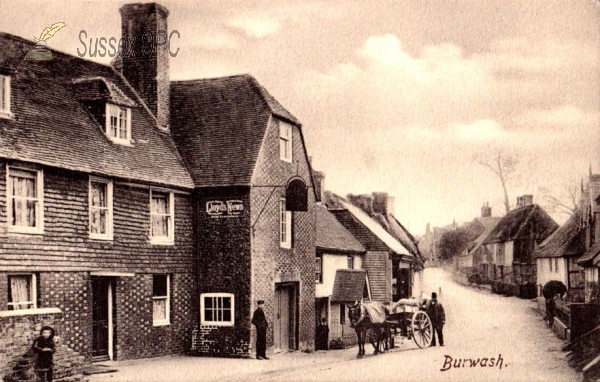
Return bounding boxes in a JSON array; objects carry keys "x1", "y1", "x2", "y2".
[{"x1": 411, "y1": 311, "x2": 432, "y2": 348}]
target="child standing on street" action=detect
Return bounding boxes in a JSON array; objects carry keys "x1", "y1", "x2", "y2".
[{"x1": 32, "y1": 326, "x2": 56, "y2": 382}]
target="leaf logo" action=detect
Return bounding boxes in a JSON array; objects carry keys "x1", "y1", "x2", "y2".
[
  {"x1": 35, "y1": 22, "x2": 66, "y2": 42},
  {"x1": 24, "y1": 22, "x2": 66, "y2": 62}
]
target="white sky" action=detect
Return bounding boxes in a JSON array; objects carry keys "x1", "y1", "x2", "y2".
[{"x1": 2, "y1": 0, "x2": 600, "y2": 236}]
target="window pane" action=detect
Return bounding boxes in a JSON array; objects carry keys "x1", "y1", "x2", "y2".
[
  {"x1": 222, "y1": 297, "x2": 231, "y2": 309},
  {"x1": 152, "y1": 216, "x2": 169, "y2": 237},
  {"x1": 205, "y1": 309, "x2": 213, "y2": 322},
  {"x1": 8, "y1": 275, "x2": 32, "y2": 310},
  {"x1": 153, "y1": 298, "x2": 166, "y2": 321},
  {"x1": 152, "y1": 193, "x2": 168, "y2": 214},
  {"x1": 205, "y1": 297, "x2": 213, "y2": 309},
  {"x1": 223, "y1": 309, "x2": 231, "y2": 322},
  {"x1": 153, "y1": 275, "x2": 168, "y2": 296},
  {"x1": 91, "y1": 182, "x2": 107, "y2": 207},
  {"x1": 90, "y1": 209, "x2": 106, "y2": 234},
  {"x1": 119, "y1": 108, "x2": 127, "y2": 139}
]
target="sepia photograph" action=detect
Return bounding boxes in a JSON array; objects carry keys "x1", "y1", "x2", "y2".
[{"x1": 0, "y1": 1, "x2": 599, "y2": 381}]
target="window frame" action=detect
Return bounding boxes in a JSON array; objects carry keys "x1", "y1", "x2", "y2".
[
  {"x1": 279, "y1": 198, "x2": 292, "y2": 249},
  {"x1": 279, "y1": 121, "x2": 292, "y2": 162},
  {"x1": 200, "y1": 293, "x2": 235, "y2": 326},
  {"x1": 316, "y1": 255, "x2": 323, "y2": 283},
  {"x1": 0, "y1": 75, "x2": 12, "y2": 118},
  {"x1": 347, "y1": 255, "x2": 354, "y2": 270},
  {"x1": 6, "y1": 165, "x2": 44, "y2": 234},
  {"x1": 7, "y1": 273, "x2": 37, "y2": 310},
  {"x1": 105, "y1": 103, "x2": 131, "y2": 145},
  {"x1": 89, "y1": 177, "x2": 113, "y2": 240},
  {"x1": 149, "y1": 189, "x2": 175, "y2": 245},
  {"x1": 152, "y1": 274, "x2": 170, "y2": 326}
]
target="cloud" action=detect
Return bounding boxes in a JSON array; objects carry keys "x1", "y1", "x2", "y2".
[
  {"x1": 229, "y1": 14, "x2": 280, "y2": 38},
  {"x1": 195, "y1": 31, "x2": 240, "y2": 50}
]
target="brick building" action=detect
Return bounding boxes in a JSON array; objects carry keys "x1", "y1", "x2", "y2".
[
  {"x1": 171, "y1": 74, "x2": 317, "y2": 356},
  {"x1": 0, "y1": 2, "x2": 197, "y2": 377}
]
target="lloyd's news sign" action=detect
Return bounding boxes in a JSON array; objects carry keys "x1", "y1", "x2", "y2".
[{"x1": 206, "y1": 200, "x2": 244, "y2": 219}]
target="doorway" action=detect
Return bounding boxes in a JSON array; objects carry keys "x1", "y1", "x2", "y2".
[
  {"x1": 274, "y1": 283, "x2": 298, "y2": 352},
  {"x1": 92, "y1": 278, "x2": 114, "y2": 361}
]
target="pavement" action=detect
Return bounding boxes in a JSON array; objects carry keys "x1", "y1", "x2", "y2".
[{"x1": 89, "y1": 267, "x2": 583, "y2": 382}]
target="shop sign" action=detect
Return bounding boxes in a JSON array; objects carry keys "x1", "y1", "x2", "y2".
[{"x1": 206, "y1": 200, "x2": 244, "y2": 218}]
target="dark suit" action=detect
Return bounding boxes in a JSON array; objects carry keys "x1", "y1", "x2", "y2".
[
  {"x1": 426, "y1": 299, "x2": 445, "y2": 346},
  {"x1": 252, "y1": 306, "x2": 268, "y2": 358}
]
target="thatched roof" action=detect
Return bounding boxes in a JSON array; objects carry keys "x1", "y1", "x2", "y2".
[
  {"x1": 534, "y1": 212, "x2": 583, "y2": 259},
  {"x1": 484, "y1": 204, "x2": 558, "y2": 244}
]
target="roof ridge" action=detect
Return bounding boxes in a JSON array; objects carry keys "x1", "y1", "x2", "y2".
[{"x1": 171, "y1": 73, "x2": 252, "y2": 84}]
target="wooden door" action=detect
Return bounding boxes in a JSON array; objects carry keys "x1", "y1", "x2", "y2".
[
  {"x1": 92, "y1": 278, "x2": 113, "y2": 360},
  {"x1": 274, "y1": 287, "x2": 290, "y2": 352}
]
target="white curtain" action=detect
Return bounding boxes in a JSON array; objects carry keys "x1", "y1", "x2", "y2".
[
  {"x1": 153, "y1": 298, "x2": 166, "y2": 321},
  {"x1": 151, "y1": 195, "x2": 168, "y2": 237},
  {"x1": 12, "y1": 174, "x2": 36, "y2": 227},
  {"x1": 90, "y1": 183, "x2": 107, "y2": 234},
  {"x1": 10, "y1": 276, "x2": 30, "y2": 310}
]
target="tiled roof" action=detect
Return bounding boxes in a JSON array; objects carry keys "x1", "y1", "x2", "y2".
[
  {"x1": 330, "y1": 269, "x2": 368, "y2": 302},
  {"x1": 483, "y1": 204, "x2": 558, "y2": 244},
  {"x1": 0, "y1": 33, "x2": 193, "y2": 189},
  {"x1": 335, "y1": 196, "x2": 412, "y2": 256},
  {"x1": 577, "y1": 241, "x2": 600, "y2": 265},
  {"x1": 316, "y1": 205, "x2": 365, "y2": 253},
  {"x1": 467, "y1": 217, "x2": 502, "y2": 255},
  {"x1": 170, "y1": 74, "x2": 300, "y2": 187},
  {"x1": 535, "y1": 212, "x2": 583, "y2": 259}
]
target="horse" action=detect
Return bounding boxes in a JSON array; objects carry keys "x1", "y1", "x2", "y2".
[{"x1": 347, "y1": 301, "x2": 392, "y2": 357}]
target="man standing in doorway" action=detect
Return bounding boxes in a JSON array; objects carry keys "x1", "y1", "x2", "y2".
[
  {"x1": 426, "y1": 292, "x2": 445, "y2": 346},
  {"x1": 252, "y1": 300, "x2": 269, "y2": 360}
]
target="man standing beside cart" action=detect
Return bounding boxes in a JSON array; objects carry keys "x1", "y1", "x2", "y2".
[{"x1": 425, "y1": 292, "x2": 445, "y2": 346}]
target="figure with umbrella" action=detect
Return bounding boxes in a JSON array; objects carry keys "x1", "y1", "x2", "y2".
[{"x1": 542, "y1": 280, "x2": 567, "y2": 327}]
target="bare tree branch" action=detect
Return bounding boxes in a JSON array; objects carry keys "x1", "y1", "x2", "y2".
[{"x1": 474, "y1": 148, "x2": 519, "y2": 214}]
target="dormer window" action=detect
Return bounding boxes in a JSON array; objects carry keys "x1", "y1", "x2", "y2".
[
  {"x1": 0, "y1": 75, "x2": 11, "y2": 118},
  {"x1": 105, "y1": 103, "x2": 131, "y2": 144}
]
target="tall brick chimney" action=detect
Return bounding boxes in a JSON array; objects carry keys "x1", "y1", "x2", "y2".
[
  {"x1": 119, "y1": 3, "x2": 170, "y2": 130},
  {"x1": 516, "y1": 195, "x2": 533, "y2": 208},
  {"x1": 481, "y1": 202, "x2": 491, "y2": 217},
  {"x1": 313, "y1": 170, "x2": 325, "y2": 203}
]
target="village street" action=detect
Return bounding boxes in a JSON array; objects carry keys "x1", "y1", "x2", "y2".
[{"x1": 89, "y1": 267, "x2": 580, "y2": 382}]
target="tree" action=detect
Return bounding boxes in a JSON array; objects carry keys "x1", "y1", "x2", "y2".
[
  {"x1": 438, "y1": 229, "x2": 470, "y2": 260},
  {"x1": 538, "y1": 180, "x2": 579, "y2": 217},
  {"x1": 475, "y1": 148, "x2": 519, "y2": 215}
]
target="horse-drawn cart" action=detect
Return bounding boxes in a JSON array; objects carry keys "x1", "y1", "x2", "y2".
[
  {"x1": 348, "y1": 298, "x2": 433, "y2": 356},
  {"x1": 386, "y1": 298, "x2": 433, "y2": 349}
]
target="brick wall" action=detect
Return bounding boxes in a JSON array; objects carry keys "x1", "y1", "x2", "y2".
[
  {"x1": 250, "y1": 117, "x2": 316, "y2": 352},
  {"x1": 0, "y1": 308, "x2": 86, "y2": 382},
  {"x1": 193, "y1": 187, "x2": 252, "y2": 357},
  {"x1": 0, "y1": 163, "x2": 197, "y2": 362},
  {"x1": 114, "y1": 272, "x2": 196, "y2": 360}
]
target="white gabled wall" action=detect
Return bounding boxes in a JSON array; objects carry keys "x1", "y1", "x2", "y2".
[{"x1": 536, "y1": 257, "x2": 569, "y2": 296}]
